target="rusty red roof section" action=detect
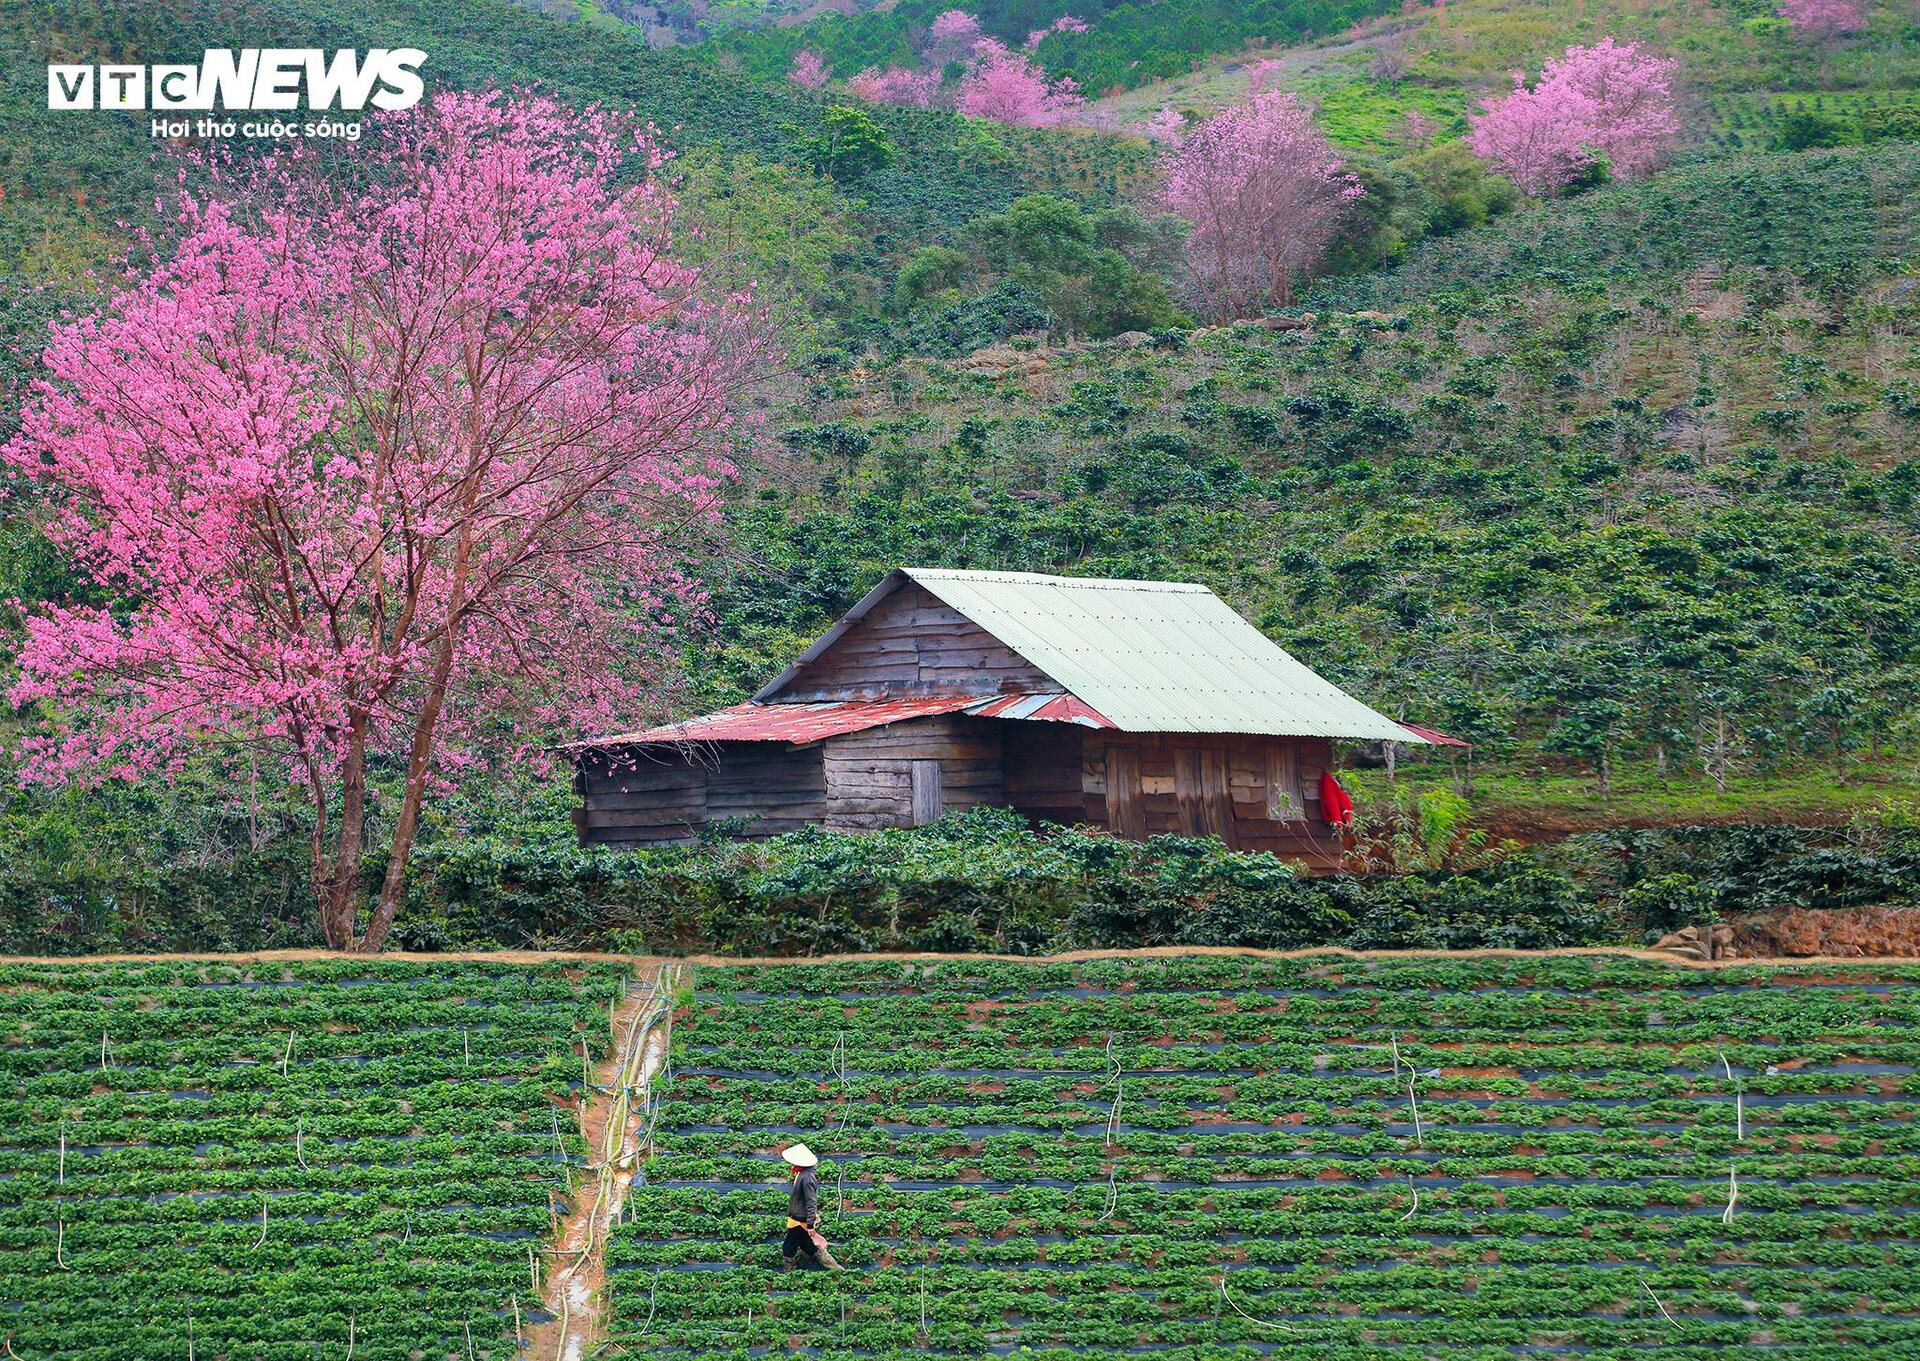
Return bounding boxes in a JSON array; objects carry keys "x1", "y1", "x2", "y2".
[
  {"x1": 572, "y1": 692, "x2": 1118, "y2": 749},
  {"x1": 967, "y1": 693, "x2": 1115, "y2": 727},
  {"x1": 1397, "y1": 722, "x2": 1473, "y2": 748}
]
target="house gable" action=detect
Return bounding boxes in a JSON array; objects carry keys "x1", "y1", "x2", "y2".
[{"x1": 759, "y1": 578, "x2": 1061, "y2": 702}]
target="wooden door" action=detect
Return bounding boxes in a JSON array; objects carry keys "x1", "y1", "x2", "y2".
[
  {"x1": 1266, "y1": 742, "x2": 1306, "y2": 821},
  {"x1": 1175, "y1": 746, "x2": 1237, "y2": 847},
  {"x1": 1103, "y1": 745, "x2": 1146, "y2": 839},
  {"x1": 910, "y1": 760, "x2": 943, "y2": 826}
]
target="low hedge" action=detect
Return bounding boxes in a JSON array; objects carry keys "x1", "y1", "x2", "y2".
[{"x1": 5, "y1": 807, "x2": 1917, "y2": 957}]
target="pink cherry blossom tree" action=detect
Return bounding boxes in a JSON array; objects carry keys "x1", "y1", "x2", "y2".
[
  {"x1": 6, "y1": 91, "x2": 768, "y2": 951},
  {"x1": 1779, "y1": 0, "x2": 1866, "y2": 41},
  {"x1": 1161, "y1": 90, "x2": 1363, "y2": 317},
  {"x1": 955, "y1": 40, "x2": 1084, "y2": 126},
  {"x1": 789, "y1": 50, "x2": 829, "y2": 89},
  {"x1": 1024, "y1": 14, "x2": 1090, "y2": 50},
  {"x1": 924, "y1": 9, "x2": 984, "y2": 64},
  {"x1": 1467, "y1": 38, "x2": 1679, "y2": 194},
  {"x1": 846, "y1": 65, "x2": 942, "y2": 108}
]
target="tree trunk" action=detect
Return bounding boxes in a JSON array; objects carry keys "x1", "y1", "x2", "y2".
[
  {"x1": 322, "y1": 727, "x2": 373, "y2": 948},
  {"x1": 357, "y1": 524, "x2": 478, "y2": 953}
]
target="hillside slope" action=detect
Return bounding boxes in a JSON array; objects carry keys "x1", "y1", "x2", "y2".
[{"x1": 699, "y1": 145, "x2": 1920, "y2": 799}]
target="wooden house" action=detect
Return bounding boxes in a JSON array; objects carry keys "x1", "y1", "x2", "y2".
[{"x1": 564, "y1": 568, "x2": 1429, "y2": 871}]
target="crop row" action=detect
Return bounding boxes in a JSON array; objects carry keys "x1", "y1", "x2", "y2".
[
  {"x1": 611, "y1": 957, "x2": 1920, "y2": 1358},
  {"x1": 1, "y1": 961, "x2": 628, "y2": 1360}
]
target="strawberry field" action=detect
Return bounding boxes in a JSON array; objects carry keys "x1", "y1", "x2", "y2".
[
  {"x1": 613, "y1": 955, "x2": 1920, "y2": 1358},
  {"x1": 0, "y1": 958, "x2": 630, "y2": 1360}
]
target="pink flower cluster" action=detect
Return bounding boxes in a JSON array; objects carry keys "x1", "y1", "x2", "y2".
[
  {"x1": 1024, "y1": 14, "x2": 1090, "y2": 50},
  {"x1": 1466, "y1": 38, "x2": 1679, "y2": 195},
  {"x1": 923, "y1": 9, "x2": 985, "y2": 64},
  {"x1": 1779, "y1": 0, "x2": 1866, "y2": 40},
  {"x1": 789, "y1": 50, "x2": 829, "y2": 89},
  {"x1": 846, "y1": 65, "x2": 942, "y2": 108},
  {"x1": 5, "y1": 90, "x2": 767, "y2": 947},
  {"x1": 955, "y1": 39, "x2": 1083, "y2": 126},
  {"x1": 1161, "y1": 90, "x2": 1363, "y2": 316}
]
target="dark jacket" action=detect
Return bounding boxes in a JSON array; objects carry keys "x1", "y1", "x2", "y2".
[{"x1": 789, "y1": 1168, "x2": 819, "y2": 1225}]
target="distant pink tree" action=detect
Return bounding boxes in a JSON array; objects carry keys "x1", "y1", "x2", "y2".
[
  {"x1": 1467, "y1": 38, "x2": 1678, "y2": 194},
  {"x1": 956, "y1": 40, "x2": 1084, "y2": 126},
  {"x1": 1779, "y1": 0, "x2": 1866, "y2": 40},
  {"x1": 1024, "y1": 14, "x2": 1090, "y2": 49},
  {"x1": 1161, "y1": 90, "x2": 1364, "y2": 317},
  {"x1": 845, "y1": 65, "x2": 942, "y2": 107},
  {"x1": 924, "y1": 9, "x2": 984, "y2": 63},
  {"x1": 6, "y1": 92, "x2": 767, "y2": 951},
  {"x1": 1245, "y1": 57, "x2": 1283, "y2": 92},
  {"x1": 1403, "y1": 108, "x2": 1436, "y2": 143},
  {"x1": 789, "y1": 50, "x2": 829, "y2": 89}
]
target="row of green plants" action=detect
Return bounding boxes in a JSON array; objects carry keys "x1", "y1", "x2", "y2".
[
  {"x1": 608, "y1": 956, "x2": 1920, "y2": 1354},
  {"x1": 0, "y1": 962, "x2": 625, "y2": 1360},
  {"x1": 8, "y1": 801, "x2": 1920, "y2": 958}
]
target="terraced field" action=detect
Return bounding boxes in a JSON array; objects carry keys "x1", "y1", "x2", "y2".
[
  {"x1": 0, "y1": 958, "x2": 632, "y2": 1360},
  {"x1": 614, "y1": 955, "x2": 1920, "y2": 1359}
]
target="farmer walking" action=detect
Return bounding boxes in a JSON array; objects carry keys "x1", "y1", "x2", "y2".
[{"x1": 781, "y1": 1143, "x2": 844, "y2": 1270}]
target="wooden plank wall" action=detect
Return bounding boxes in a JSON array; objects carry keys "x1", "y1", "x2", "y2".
[
  {"x1": 575, "y1": 744, "x2": 827, "y2": 846},
  {"x1": 771, "y1": 581, "x2": 1060, "y2": 701},
  {"x1": 823, "y1": 716, "x2": 1006, "y2": 830},
  {"x1": 1001, "y1": 722, "x2": 1087, "y2": 826},
  {"x1": 1080, "y1": 733, "x2": 1347, "y2": 871}
]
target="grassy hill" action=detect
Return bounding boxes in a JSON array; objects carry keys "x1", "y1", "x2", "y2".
[
  {"x1": 1078, "y1": 0, "x2": 1920, "y2": 154},
  {"x1": 693, "y1": 144, "x2": 1920, "y2": 807},
  {"x1": 2, "y1": 0, "x2": 1152, "y2": 283}
]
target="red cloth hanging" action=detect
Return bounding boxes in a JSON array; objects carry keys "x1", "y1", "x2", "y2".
[{"x1": 1318, "y1": 770, "x2": 1356, "y2": 828}]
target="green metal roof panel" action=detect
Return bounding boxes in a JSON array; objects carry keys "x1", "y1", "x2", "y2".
[{"x1": 897, "y1": 568, "x2": 1421, "y2": 741}]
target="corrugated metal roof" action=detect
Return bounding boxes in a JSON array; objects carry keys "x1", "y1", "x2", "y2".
[
  {"x1": 564, "y1": 697, "x2": 983, "y2": 748},
  {"x1": 569, "y1": 691, "x2": 1117, "y2": 751},
  {"x1": 1397, "y1": 722, "x2": 1472, "y2": 748},
  {"x1": 898, "y1": 567, "x2": 1422, "y2": 742},
  {"x1": 968, "y1": 692, "x2": 1115, "y2": 728}
]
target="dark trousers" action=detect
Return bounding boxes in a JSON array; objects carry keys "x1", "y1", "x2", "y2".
[{"x1": 783, "y1": 1225, "x2": 819, "y2": 1260}]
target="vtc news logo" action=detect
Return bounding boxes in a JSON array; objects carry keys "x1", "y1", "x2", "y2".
[{"x1": 48, "y1": 49, "x2": 426, "y2": 112}]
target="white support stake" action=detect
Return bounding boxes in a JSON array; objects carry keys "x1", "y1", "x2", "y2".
[
  {"x1": 1719, "y1": 1050, "x2": 1745, "y2": 1142},
  {"x1": 1640, "y1": 1277, "x2": 1679, "y2": 1327},
  {"x1": 1722, "y1": 1164, "x2": 1739, "y2": 1225},
  {"x1": 1218, "y1": 1274, "x2": 1302, "y2": 1333}
]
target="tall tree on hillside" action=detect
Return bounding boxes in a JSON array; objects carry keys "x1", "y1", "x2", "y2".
[
  {"x1": 1160, "y1": 90, "x2": 1363, "y2": 318},
  {"x1": 1468, "y1": 38, "x2": 1679, "y2": 194},
  {"x1": 1779, "y1": 0, "x2": 1866, "y2": 41},
  {"x1": 6, "y1": 92, "x2": 768, "y2": 951},
  {"x1": 789, "y1": 50, "x2": 829, "y2": 89},
  {"x1": 956, "y1": 40, "x2": 1084, "y2": 126},
  {"x1": 923, "y1": 9, "x2": 984, "y2": 64},
  {"x1": 846, "y1": 66, "x2": 941, "y2": 108}
]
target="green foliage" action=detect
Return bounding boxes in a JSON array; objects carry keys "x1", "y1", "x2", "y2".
[
  {"x1": 798, "y1": 104, "x2": 898, "y2": 181},
  {"x1": 705, "y1": 0, "x2": 1406, "y2": 96},
  {"x1": 674, "y1": 148, "x2": 865, "y2": 337},
  {"x1": 0, "y1": 958, "x2": 623, "y2": 1358},
  {"x1": 1777, "y1": 105, "x2": 1853, "y2": 151},
  {"x1": 610, "y1": 952, "x2": 1920, "y2": 1356},
  {"x1": 1863, "y1": 104, "x2": 1920, "y2": 143},
  {"x1": 898, "y1": 245, "x2": 971, "y2": 302}
]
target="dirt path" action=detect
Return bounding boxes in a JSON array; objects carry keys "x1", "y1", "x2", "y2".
[{"x1": 526, "y1": 962, "x2": 681, "y2": 1361}]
